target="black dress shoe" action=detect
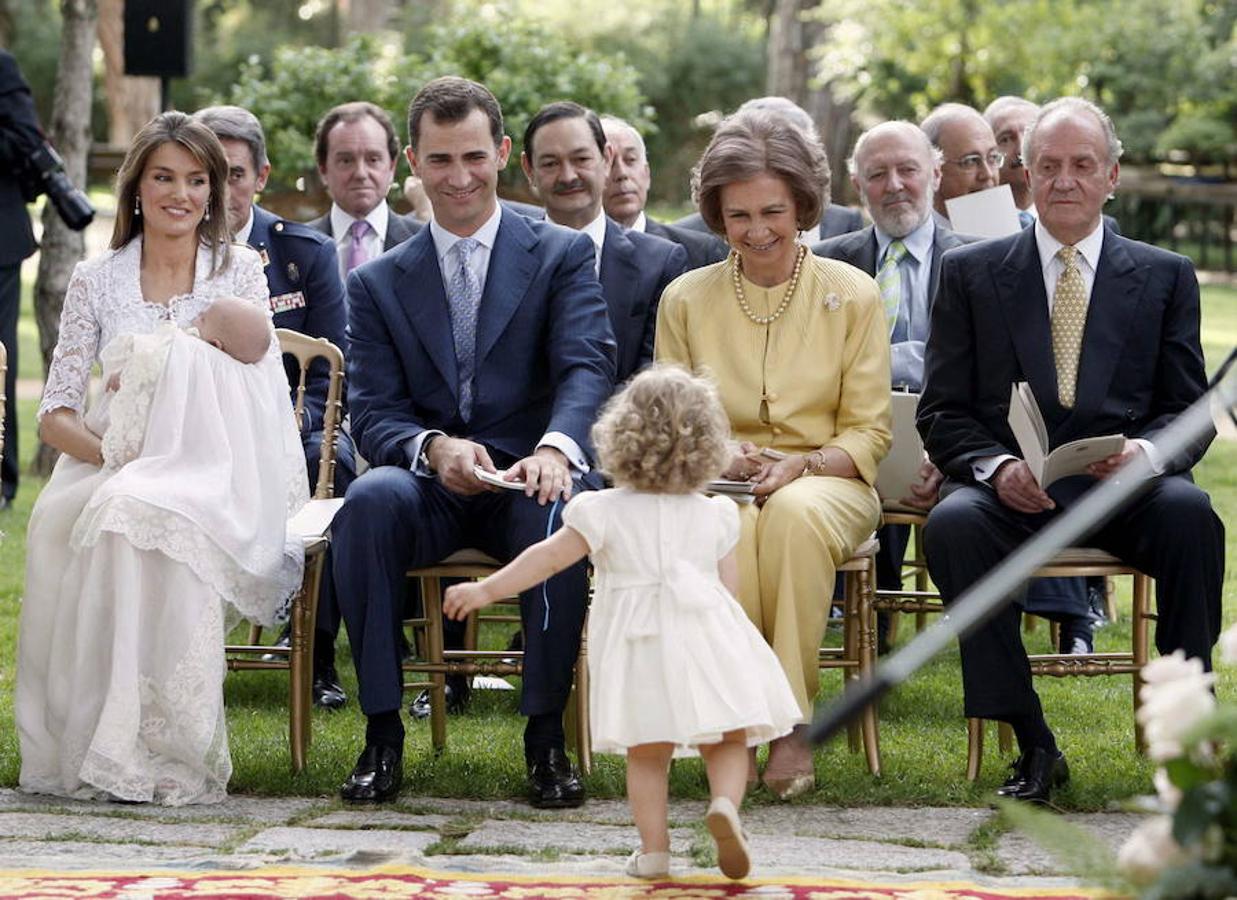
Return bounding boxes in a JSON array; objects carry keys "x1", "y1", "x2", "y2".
[
  {"x1": 526, "y1": 746, "x2": 586, "y2": 809},
  {"x1": 340, "y1": 743, "x2": 403, "y2": 803},
  {"x1": 996, "y1": 747, "x2": 1069, "y2": 804},
  {"x1": 0, "y1": 495, "x2": 12, "y2": 511},
  {"x1": 408, "y1": 675, "x2": 471, "y2": 720},
  {"x1": 312, "y1": 664, "x2": 347, "y2": 709},
  {"x1": 260, "y1": 624, "x2": 292, "y2": 662}
]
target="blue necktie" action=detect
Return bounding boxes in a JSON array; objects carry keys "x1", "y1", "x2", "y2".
[{"x1": 448, "y1": 238, "x2": 483, "y2": 421}]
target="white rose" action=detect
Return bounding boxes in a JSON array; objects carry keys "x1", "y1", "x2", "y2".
[
  {"x1": 1153, "y1": 767, "x2": 1182, "y2": 811},
  {"x1": 1137, "y1": 652, "x2": 1216, "y2": 762},
  {"x1": 1219, "y1": 624, "x2": 1237, "y2": 666},
  {"x1": 1117, "y1": 816, "x2": 1183, "y2": 884}
]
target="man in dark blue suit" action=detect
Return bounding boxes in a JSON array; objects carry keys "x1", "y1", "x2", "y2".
[
  {"x1": 520, "y1": 102, "x2": 687, "y2": 381},
  {"x1": 332, "y1": 77, "x2": 616, "y2": 806},
  {"x1": 599, "y1": 115, "x2": 728, "y2": 270},
  {"x1": 194, "y1": 105, "x2": 357, "y2": 710},
  {"x1": 918, "y1": 98, "x2": 1223, "y2": 804}
]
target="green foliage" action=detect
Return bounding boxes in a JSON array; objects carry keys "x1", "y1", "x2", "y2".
[
  {"x1": 1156, "y1": 115, "x2": 1236, "y2": 164},
  {"x1": 811, "y1": 0, "x2": 1237, "y2": 164},
  {"x1": 222, "y1": 16, "x2": 649, "y2": 193}
]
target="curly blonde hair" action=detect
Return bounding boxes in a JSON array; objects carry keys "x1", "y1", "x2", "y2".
[{"x1": 592, "y1": 365, "x2": 731, "y2": 493}]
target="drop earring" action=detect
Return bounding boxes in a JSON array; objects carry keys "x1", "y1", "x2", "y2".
[
  {"x1": 134, "y1": 195, "x2": 141, "y2": 215},
  {"x1": 203, "y1": 203, "x2": 211, "y2": 223}
]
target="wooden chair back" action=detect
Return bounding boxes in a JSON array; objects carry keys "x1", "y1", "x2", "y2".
[{"x1": 276, "y1": 327, "x2": 344, "y2": 500}]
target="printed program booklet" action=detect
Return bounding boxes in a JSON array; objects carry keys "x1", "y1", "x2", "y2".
[{"x1": 1007, "y1": 382, "x2": 1125, "y2": 486}]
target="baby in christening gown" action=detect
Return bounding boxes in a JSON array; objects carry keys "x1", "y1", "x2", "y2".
[
  {"x1": 442, "y1": 365, "x2": 801, "y2": 882},
  {"x1": 18, "y1": 295, "x2": 307, "y2": 806}
]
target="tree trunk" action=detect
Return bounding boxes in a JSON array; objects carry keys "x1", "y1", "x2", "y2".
[
  {"x1": 98, "y1": 0, "x2": 159, "y2": 146},
  {"x1": 340, "y1": 0, "x2": 393, "y2": 34},
  {"x1": 766, "y1": 0, "x2": 854, "y2": 202},
  {"x1": 31, "y1": 0, "x2": 96, "y2": 477}
]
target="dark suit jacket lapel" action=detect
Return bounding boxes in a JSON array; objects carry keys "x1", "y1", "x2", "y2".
[
  {"x1": 928, "y1": 225, "x2": 950, "y2": 306},
  {"x1": 994, "y1": 227, "x2": 1059, "y2": 418},
  {"x1": 393, "y1": 229, "x2": 458, "y2": 398},
  {"x1": 600, "y1": 219, "x2": 635, "y2": 311},
  {"x1": 475, "y1": 209, "x2": 539, "y2": 365},
  {"x1": 1064, "y1": 230, "x2": 1144, "y2": 434}
]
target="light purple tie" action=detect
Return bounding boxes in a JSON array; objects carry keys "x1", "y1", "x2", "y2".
[{"x1": 346, "y1": 219, "x2": 372, "y2": 272}]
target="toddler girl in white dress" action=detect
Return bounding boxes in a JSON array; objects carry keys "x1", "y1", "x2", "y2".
[{"x1": 444, "y1": 364, "x2": 801, "y2": 881}]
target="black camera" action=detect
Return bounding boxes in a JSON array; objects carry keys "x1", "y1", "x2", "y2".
[{"x1": 20, "y1": 142, "x2": 95, "y2": 231}]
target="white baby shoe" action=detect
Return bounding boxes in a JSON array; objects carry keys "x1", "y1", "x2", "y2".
[
  {"x1": 705, "y1": 796, "x2": 751, "y2": 880},
  {"x1": 625, "y1": 848, "x2": 671, "y2": 878}
]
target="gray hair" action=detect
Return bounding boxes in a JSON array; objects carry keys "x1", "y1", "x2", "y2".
[
  {"x1": 847, "y1": 120, "x2": 941, "y2": 176},
  {"x1": 599, "y1": 115, "x2": 646, "y2": 160},
  {"x1": 737, "y1": 96, "x2": 819, "y2": 144},
  {"x1": 983, "y1": 96, "x2": 1040, "y2": 129},
  {"x1": 192, "y1": 105, "x2": 268, "y2": 172},
  {"x1": 1022, "y1": 96, "x2": 1124, "y2": 166},
  {"x1": 919, "y1": 102, "x2": 985, "y2": 148}
]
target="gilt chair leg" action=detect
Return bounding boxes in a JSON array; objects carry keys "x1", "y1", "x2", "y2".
[{"x1": 966, "y1": 718, "x2": 984, "y2": 781}]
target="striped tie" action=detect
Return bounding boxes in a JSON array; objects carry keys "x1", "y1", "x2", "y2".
[
  {"x1": 876, "y1": 240, "x2": 907, "y2": 336},
  {"x1": 1050, "y1": 245, "x2": 1088, "y2": 407},
  {"x1": 448, "y1": 238, "x2": 483, "y2": 421}
]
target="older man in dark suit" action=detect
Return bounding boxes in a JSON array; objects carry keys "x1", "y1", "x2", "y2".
[
  {"x1": 331, "y1": 77, "x2": 615, "y2": 807},
  {"x1": 0, "y1": 50, "x2": 41, "y2": 510},
  {"x1": 520, "y1": 102, "x2": 687, "y2": 381},
  {"x1": 813, "y1": 121, "x2": 970, "y2": 650},
  {"x1": 599, "y1": 115, "x2": 727, "y2": 270},
  {"x1": 918, "y1": 97, "x2": 1223, "y2": 804},
  {"x1": 306, "y1": 102, "x2": 421, "y2": 272}
]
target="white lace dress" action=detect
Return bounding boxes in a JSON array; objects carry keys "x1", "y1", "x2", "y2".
[{"x1": 16, "y1": 238, "x2": 309, "y2": 805}]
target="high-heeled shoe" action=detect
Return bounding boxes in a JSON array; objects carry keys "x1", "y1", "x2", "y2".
[
  {"x1": 761, "y1": 726, "x2": 814, "y2": 800},
  {"x1": 625, "y1": 848, "x2": 670, "y2": 878}
]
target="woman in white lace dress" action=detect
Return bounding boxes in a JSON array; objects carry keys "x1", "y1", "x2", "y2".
[{"x1": 16, "y1": 112, "x2": 307, "y2": 805}]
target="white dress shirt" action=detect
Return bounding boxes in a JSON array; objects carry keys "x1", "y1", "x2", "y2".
[{"x1": 629, "y1": 211, "x2": 647, "y2": 233}]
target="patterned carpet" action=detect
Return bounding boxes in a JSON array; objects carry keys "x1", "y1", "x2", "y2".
[{"x1": 0, "y1": 865, "x2": 1119, "y2": 899}]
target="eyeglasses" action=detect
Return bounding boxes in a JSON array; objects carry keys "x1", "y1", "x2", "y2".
[{"x1": 944, "y1": 151, "x2": 1005, "y2": 171}]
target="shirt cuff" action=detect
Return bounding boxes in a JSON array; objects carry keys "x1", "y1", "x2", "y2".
[
  {"x1": 406, "y1": 430, "x2": 445, "y2": 477},
  {"x1": 973, "y1": 453, "x2": 1017, "y2": 484},
  {"x1": 538, "y1": 432, "x2": 589, "y2": 474},
  {"x1": 1131, "y1": 438, "x2": 1163, "y2": 475}
]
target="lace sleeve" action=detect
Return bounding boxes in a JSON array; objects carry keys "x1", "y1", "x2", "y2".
[
  {"x1": 231, "y1": 245, "x2": 278, "y2": 360},
  {"x1": 38, "y1": 263, "x2": 100, "y2": 420}
]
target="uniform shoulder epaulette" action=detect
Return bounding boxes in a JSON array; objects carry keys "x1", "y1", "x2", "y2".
[{"x1": 270, "y1": 217, "x2": 331, "y2": 244}]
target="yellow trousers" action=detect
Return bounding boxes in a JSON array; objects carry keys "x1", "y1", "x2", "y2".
[{"x1": 735, "y1": 476, "x2": 880, "y2": 717}]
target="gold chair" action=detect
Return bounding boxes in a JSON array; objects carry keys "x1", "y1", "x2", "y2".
[
  {"x1": 818, "y1": 535, "x2": 882, "y2": 775},
  {"x1": 224, "y1": 328, "x2": 346, "y2": 773},
  {"x1": 403, "y1": 549, "x2": 593, "y2": 775},
  {"x1": 966, "y1": 548, "x2": 1153, "y2": 780}
]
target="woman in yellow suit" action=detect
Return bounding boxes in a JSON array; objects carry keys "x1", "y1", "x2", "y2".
[{"x1": 655, "y1": 108, "x2": 891, "y2": 799}]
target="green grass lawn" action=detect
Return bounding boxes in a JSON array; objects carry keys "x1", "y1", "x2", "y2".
[{"x1": 0, "y1": 286, "x2": 1233, "y2": 810}]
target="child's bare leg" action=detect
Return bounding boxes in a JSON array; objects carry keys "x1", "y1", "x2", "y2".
[
  {"x1": 699, "y1": 729, "x2": 748, "y2": 807},
  {"x1": 626, "y1": 742, "x2": 675, "y2": 852}
]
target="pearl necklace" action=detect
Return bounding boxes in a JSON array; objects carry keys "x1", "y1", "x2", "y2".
[{"x1": 731, "y1": 244, "x2": 807, "y2": 325}]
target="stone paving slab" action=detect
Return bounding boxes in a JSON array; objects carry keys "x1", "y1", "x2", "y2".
[
  {"x1": 455, "y1": 820, "x2": 697, "y2": 855},
  {"x1": 744, "y1": 833, "x2": 973, "y2": 874},
  {"x1": 742, "y1": 806, "x2": 993, "y2": 848},
  {"x1": 0, "y1": 789, "x2": 328, "y2": 824},
  {"x1": 305, "y1": 810, "x2": 453, "y2": 831},
  {"x1": 237, "y1": 826, "x2": 439, "y2": 861},
  {"x1": 994, "y1": 812, "x2": 1147, "y2": 876},
  {"x1": 0, "y1": 839, "x2": 224, "y2": 868},
  {"x1": 0, "y1": 813, "x2": 242, "y2": 848}
]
